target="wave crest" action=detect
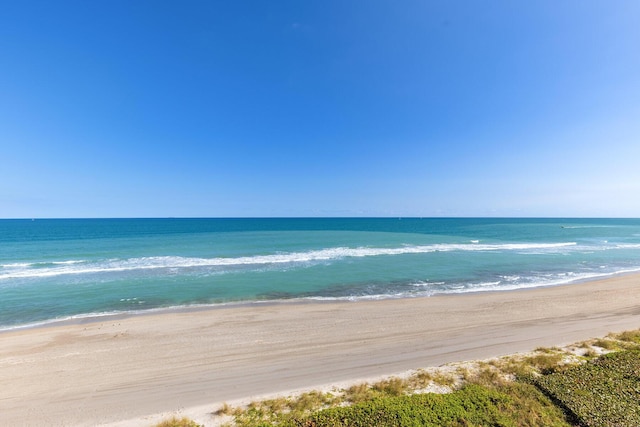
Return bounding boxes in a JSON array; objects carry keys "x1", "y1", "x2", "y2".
[{"x1": 0, "y1": 241, "x2": 578, "y2": 280}]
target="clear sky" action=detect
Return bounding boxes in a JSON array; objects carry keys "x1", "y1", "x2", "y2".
[{"x1": 2, "y1": 1, "x2": 639, "y2": 218}]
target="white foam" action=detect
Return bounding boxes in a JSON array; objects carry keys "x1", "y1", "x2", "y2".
[
  {"x1": 50, "y1": 260, "x2": 85, "y2": 265},
  {"x1": 3, "y1": 266, "x2": 640, "y2": 331},
  {"x1": 0, "y1": 241, "x2": 593, "y2": 281},
  {"x1": 561, "y1": 225, "x2": 619, "y2": 229},
  {"x1": 0, "y1": 262, "x2": 32, "y2": 268},
  {"x1": 410, "y1": 281, "x2": 445, "y2": 287},
  {"x1": 437, "y1": 267, "x2": 640, "y2": 295},
  {"x1": 615, "y1": 243, "x2": 640, "y2": 249}
]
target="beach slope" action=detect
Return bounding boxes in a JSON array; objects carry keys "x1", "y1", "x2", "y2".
[{"x1": 1, "y1": 275, "x2": 639, "y2": 426}]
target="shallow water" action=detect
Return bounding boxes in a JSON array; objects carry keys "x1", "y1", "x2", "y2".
[{"x1": 2, "y1": 217, "x2": 640, "y2": 328}]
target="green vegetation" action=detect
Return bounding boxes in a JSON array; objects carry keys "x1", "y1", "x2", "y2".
[
  {"x1": 213, "y1": 362, "x2": 574, "y2": 427},
  {"x1": 226, "y1": 390, "x2": 341, "y2": 426},
  {"x1": 535, "y1": 349, "x2": 640, "y2": 427},
  {"x1": 301, "y1": 383, "x2": 571, "y2": 427},
  {"x1": 154, "y1": 329, "x2": 640, "y2": 427}
]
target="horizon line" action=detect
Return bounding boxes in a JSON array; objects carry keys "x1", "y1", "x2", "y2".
[{"x1": 2, "y1": 216, "x2": 639, "y2": 221}]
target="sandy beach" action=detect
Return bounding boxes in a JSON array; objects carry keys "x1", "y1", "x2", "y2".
[{"x1": 1, "y1": 274, "x2": 640, "y2": 426}]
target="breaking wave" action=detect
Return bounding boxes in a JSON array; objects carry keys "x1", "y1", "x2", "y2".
[{"x1": 0, "y1": 241, "x2": 578, "y2": 280}]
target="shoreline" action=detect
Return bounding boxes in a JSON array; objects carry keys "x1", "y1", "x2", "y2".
[
  {"x1": 1, "y1": 273, "x2": 639, "y2": 426},
  {"x1": 4, "y1": 269, "x2": 639, "y2": 334}
]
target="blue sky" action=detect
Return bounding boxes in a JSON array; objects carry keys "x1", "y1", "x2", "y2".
[{"x1": 1, "y1": 1, "x2": 639, "y2": 218}]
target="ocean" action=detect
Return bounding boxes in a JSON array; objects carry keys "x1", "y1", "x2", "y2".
[{"x1": 1, "y1": 217, "x2": 640, "y2": 330}]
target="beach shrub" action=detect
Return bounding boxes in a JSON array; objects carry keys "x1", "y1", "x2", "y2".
[
  {"x1": 534, "y1": 349, "x2": 640, "y2": 427},
  {"x1": 223, "y1": 353, "x2": 575, "y2": 426},
  {"x1": 295, "y1": 383, "x2": 571, "y2": 427},
  {"x1": 225, "y1": 382, "x2": 572, "y2": 427},
  {"x1": 228, "y1": 391, "x2": 340, "y2": 426}
]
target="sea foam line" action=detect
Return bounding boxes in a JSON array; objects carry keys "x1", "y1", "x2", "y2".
[
  {"x1": 0, "y1": 241, "x2": 578, "y2": 280},
  {"x1": 3, "y1": 266, "x2": 640, "y2": 331}
]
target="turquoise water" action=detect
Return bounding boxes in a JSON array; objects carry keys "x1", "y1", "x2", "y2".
[{"x1": 2, "y1": 218, "x2": 640, "y2": 329}]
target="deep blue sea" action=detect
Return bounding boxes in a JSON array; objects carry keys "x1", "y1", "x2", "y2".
[{"x1": 2, "y1": 218, "x2": 640, "y2": 330}]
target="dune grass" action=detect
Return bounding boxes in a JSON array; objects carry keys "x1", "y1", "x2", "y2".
[{"x1": 154, "y1": 416, "x2": 203, "y2": 427}]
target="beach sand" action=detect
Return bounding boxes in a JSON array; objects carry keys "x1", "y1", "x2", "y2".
[{"x1": 2, "y1": 274, "x2": 640, "y2": 426}]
